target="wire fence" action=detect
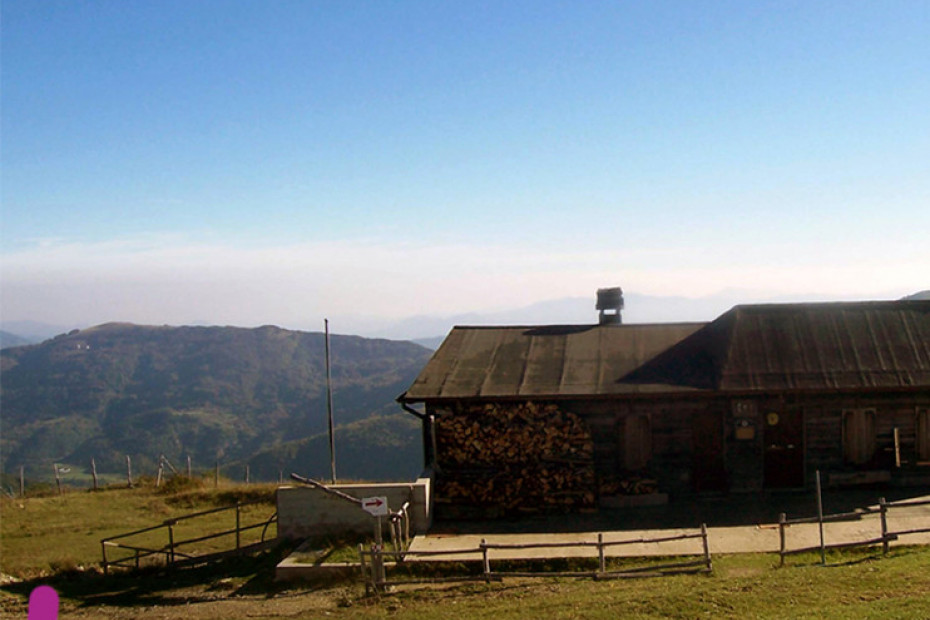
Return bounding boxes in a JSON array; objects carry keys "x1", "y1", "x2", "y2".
[{"x1": 3, "y1": 455, "x2": 278, "y2": 498}]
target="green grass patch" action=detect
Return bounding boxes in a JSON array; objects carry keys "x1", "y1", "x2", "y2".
[
  {"x1": 0, "y1": 483, "x2": 278, "y2": 578},
  {"x1": 2, "y1": 487, "x2": 929, "y2": 619}
]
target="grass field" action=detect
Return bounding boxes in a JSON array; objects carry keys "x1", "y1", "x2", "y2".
[
  {"x1": 0, "y1": 478, "x2": 278, "y2": 578},
  {"x1": 2, "y1": 483, "x2": 929, "y2": 619}
]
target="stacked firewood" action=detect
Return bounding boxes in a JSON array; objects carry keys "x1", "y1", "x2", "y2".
[
  {"x1": 434, "y1": 402, "x2": 596, "y2": 515},
  {"x1": 599, "y1": 476, "x2": 659, "y2": 496}
]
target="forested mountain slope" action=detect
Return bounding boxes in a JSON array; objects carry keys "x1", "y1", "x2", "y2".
[{"x1": 0, "y1": 323, "x2": 431, "y2": 481}]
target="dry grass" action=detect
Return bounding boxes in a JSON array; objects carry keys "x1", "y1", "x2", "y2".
[{"x1": 0, "y1": 479, "x2": 277, "y2": 578}]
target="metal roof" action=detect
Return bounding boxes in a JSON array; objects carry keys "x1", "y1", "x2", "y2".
[
  {"x1": 401, "y1": 322, "x2": 705, "y2": 401},
  {"x1": 623, "y1": 301, "x2": 930, "y2": 392},
  {"x1": 401, "y1": 301, "x2": 930, "y2": 402}
]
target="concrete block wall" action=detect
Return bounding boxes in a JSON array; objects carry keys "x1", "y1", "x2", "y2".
[{"x1": 277, "y1": 475, "x2": 432, "y2": 540}]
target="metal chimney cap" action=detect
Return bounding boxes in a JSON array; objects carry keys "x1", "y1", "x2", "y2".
[
  {"x1": 596, "y1": 287, "x2": 624, "y2": 310},
  {"x1": 596, "y1": 287, "x2": 624, "y2": 325}
]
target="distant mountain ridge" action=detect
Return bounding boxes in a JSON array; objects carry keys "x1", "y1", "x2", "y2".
[
  {"x1": 0, "y1": 323, "x2": 431, "y2": 481},
  {"x1": 0, "y1": 330, "x2": 35, "y2": 350}
]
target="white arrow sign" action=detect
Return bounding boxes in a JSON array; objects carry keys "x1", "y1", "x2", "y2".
[{"x1": 361, "y1": 496, "x2": 389, "y2": 517}]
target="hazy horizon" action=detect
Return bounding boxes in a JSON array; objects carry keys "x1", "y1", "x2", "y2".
[{"x1": 3, "y1": 2, "x2": 928, "y2": 336}]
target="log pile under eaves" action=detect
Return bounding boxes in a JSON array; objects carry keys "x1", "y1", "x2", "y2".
[{"x1": 434, "y1": 402, "x2": 596, "y2": 517}]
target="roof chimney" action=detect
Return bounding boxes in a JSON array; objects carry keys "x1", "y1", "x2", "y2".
[{"x1": 596, "y1": 287, "x2": 624, "y2": 325}]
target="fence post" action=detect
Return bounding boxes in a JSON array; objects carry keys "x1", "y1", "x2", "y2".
[
  {"x1": 880, "y1": 497, "x2": 889, "y2": 554},
  {"x1": 214, "y1": 461, "x2": 219, "y2": 489},
  {"x1": 126, "y1": 455, "x2": 133, "y2": 488},
  {"x1": 19, "y1": 465, "x2": 24, "y2": 499},
  {"x1": 481, "y1": 538, "x2": 491, "y2": 583},
  {"x1": 359, "y1": 544, "x2": 371, "y2": 596},
  {"x1": 778, "y1": 512, "x2": 787, "y2": 567},
  {"x1": 598, "y1": 533, "x2": 606, "y2": 574},
  {"x1": 235, "y1": 501, "x2": 241, "y2": 551},
  {"x1": 101, "y1": 540, "x2": 109, "y2": 575},
  {"x1": 167, "y1": 521, "x2": 175, "y2": 566},
  {"x1": 91, "y1": 458, "x2": 99, "y2": 491},
  {"x1": 53, "y1": 463, "x2": 62, "y2": 495},
  {"x1": 187, "y1": 455, "x2": 192, "y2": 478},
  {"x1": 701, "y1": 523, "x2": 712, "y2": 572},
  {"x1": 815, "y1": 470, "x2": 826, "y2": 566}
]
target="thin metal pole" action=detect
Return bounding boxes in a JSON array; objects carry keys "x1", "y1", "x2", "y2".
[
  {"x1": 91, "y1": 458, "x2": 98, "y2": 491},
  {"x1": 19, "y1": 465, "x2": 24, "y2": 498},
  {"x1": 816, "y1": 470, "x2": 826, "y2": 565},
  {"x1": 126, "y1": 455, "x2": 133, "y2": 488},
  {"x1": 325, "y1": 318, "x2": 336, "y2": 483}
]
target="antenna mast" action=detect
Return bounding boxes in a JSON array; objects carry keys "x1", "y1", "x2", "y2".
[{"x1": 325, "y1": 319, "x2": 336, "y2": 483}]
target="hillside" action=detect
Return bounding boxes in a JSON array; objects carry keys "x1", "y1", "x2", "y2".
[
  {"x1": 0, "y1": 331, "x2": 34, "y2": 350},
  {"x1": 0, "y1": 323, "x2": 432, "y2": 481}
]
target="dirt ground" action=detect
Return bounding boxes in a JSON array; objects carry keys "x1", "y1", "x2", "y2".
[{"x1": 0, "y1": 554, "x2": 363, "y2": 620}]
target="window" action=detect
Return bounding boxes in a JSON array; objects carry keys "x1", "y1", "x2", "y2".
[
  {"x1": 918, "y1": 408, "x2": 930, "y2": 463},
  {"x1": 620, "y1": 414, "x2": 652, "y2": 471},
  {"x1": 843, "y1": 409, "x2": 876, "y2": 465}
]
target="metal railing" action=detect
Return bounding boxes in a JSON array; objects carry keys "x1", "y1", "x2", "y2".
[
  {"x1": 101, "y1": 500, "x2": 277, "y2": 574},
  {"x1": 360, "y1": 524, "x2": 711, "y2": 593}
]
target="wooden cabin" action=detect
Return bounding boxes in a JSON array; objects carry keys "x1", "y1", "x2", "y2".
[{"x1": 398, "y1": 300, "x2": 930, "y2": 517}]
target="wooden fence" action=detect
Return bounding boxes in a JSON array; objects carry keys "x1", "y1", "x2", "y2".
[
  {"x1": 778, "y1": 496, "x2": 930, "y2": 565},
  {"x1": 101, "y1": 499, "x2": 278, "y2": 574},
  {"x1": 359, "y1": 525, "x2": 711, "y2": 593},
  {"x1": 8, "y1": 455, "x2": 279, "y2": 497}
]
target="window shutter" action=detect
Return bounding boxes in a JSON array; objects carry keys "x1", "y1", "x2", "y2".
[{"x1": 843, "y1": 409, "x2": 876, "y2": 465}]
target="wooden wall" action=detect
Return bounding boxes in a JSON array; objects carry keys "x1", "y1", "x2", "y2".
[{"x1": 422, "y1": 390, "x2": 930, "y2": 513}]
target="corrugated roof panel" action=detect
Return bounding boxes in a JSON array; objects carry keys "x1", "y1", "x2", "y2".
[
  {"x1": 439, "y1": 329, "x2": 505, "y2": 397},
  {"x1": 481, "y1": 332, "x2": 531, "y2": 396},
  {"x1": 558, "y1": 327, "x2": 603, "y2": 394},
  {"x1": 405, "y1": 329, "x2": 464, "y2": 399},
  {"x1": 718, "y1": 302, "x2": 930, "y2": 391},
  {"x1": 518, "y1": 329, "x2": 568, "y2": 396},
  {"x1": 401, "y1": 301, "x2": 930, "y2": 403},
  {"x1": 402, "y1": 323, "x2": 706, "y2": 400}
]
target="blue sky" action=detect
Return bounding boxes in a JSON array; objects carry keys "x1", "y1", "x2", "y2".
[{"x1": 2, "y1": 1, "x2": 928, "y2": 335}]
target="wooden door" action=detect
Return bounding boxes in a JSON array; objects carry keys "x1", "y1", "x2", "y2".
[
  {"x1": 764, "y1": 408, "x2": 804, "y2": 488},
  {"x1": 692, "y1": 409, "x2": 727, "y2": 492}
]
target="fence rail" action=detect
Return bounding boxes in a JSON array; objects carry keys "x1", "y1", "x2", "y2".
[
  {"x1": 778, "y1": 496, "x2": 930, "y2": 565},
  {"x1": 360, "y1": 524, "x2": 711, "y2": 593},
  {"x1": 101, "y1": 499, "x2": 277, "y2": 574}
]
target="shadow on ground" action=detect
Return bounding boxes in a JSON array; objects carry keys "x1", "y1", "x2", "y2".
[
  {"x1": 430, "y1": 486, "x2": 930, "y2": 535},
  {"x1": 0, "y1": 543, "x2": 300, "y2": 610}
]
